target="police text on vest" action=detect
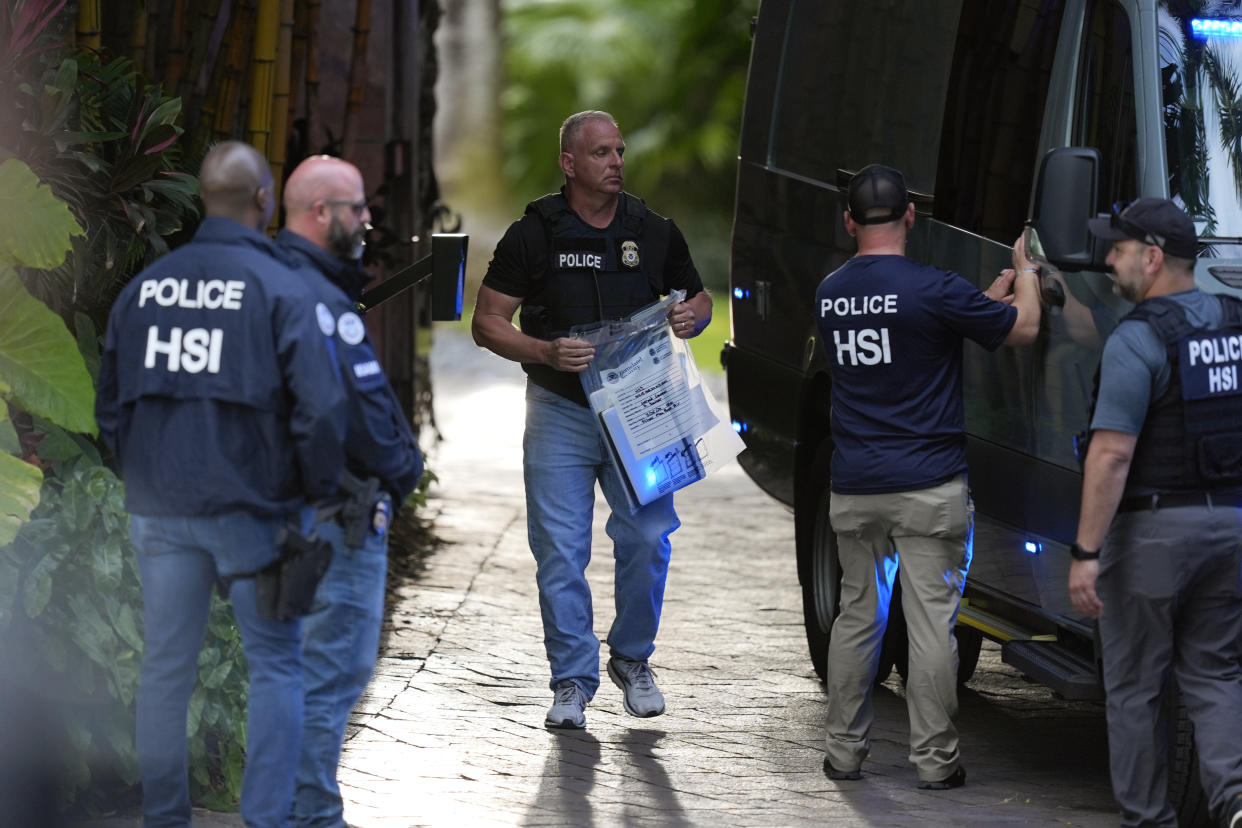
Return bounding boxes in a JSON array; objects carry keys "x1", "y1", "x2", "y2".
[
  {"x1": 557, "y1": 252, "x2": 603, "y2": 269},
  {"x1": 1187, "y1": 333, "x2": 1242, "y2": 394},
  {"x1": 138, "y1": 277, "x2": 246, "y2": 310}
]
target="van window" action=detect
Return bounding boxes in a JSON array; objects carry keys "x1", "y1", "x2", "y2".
[
  {"x1": 1074, "y1": 0, "x2": 1138, "y2": 213},
  {"x1": 768, "y1": 0, "x2": 960, "y2": 194},
  {"x1": 1158, "y1": 1, "x2": 1242, "y2": 241},
  {"x1": 933, "y1": 0, "x2": 1067, "y2": 243}
]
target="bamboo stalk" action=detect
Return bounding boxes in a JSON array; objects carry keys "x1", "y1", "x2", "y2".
[
  {"x1": 76, "y1": 0, "x2": 101, "y2": 48},
  {"x1": 246, "y1": 0, "x2": 279, "y2": 157},
  {"x1": 193, "y1": 1, "x2": 243, "y2": 153},
  {"x1": 267, "y1": 0, "x2": 295, "y2": 231},
  {"x1": 181, "y1": 0, "x2": 225, "y2": 142},
  {"x1": 288, "y1": 0, "x2": 308, "y2": 132},
  {"x1": 143, "y1": 1, "x2": 160, "y2": 77},
  {"x1": 163, "y1": 0, "x2": 188, "y2": 96},
  {"x1": 341, "y1": 0, "x2": 371, "y2": 159},
  {"x1": 212, "y1": 0, "x2": 255, "y2": 141},
  {"x1": 129, "y1": 2, "x2": 149, "y2": 68},
  {"x1": 304, "y1": 0, "x2": 321, "y2": 152}
]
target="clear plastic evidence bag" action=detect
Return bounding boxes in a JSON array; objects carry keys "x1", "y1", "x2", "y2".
[{"x1": 571, "y1": 290, "x2": 744, "y2": 513}]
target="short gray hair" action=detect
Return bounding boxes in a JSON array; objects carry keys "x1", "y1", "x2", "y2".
[{"x1": 559, "y1": 110, "x2": 618, "y2": 153}]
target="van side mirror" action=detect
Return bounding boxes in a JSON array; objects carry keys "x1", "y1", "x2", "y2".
[{"x1": 1025, "y1": 147, "x2": 1106, "y2": 272}]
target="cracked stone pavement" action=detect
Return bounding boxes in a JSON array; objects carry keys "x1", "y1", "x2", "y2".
[
  {"x1": 331, "y1": 326, "x2": 1119, "y2": 828},
  {"x1": 75, "y1": 324, "x2": 1121, "y2": 828}
]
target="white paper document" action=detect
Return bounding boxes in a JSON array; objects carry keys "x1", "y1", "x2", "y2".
[{"x1": 576, "y1": 293, "x2": 745, "y2": 510}]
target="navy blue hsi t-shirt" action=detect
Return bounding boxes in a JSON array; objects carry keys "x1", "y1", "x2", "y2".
[{"x1": 814, "y1": 254, "x2": 1016, "y2": 494}]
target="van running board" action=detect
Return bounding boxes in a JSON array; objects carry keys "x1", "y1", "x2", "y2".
[{"x1": 1001, "y1": 640, "x2": 1103, "y2": 701}]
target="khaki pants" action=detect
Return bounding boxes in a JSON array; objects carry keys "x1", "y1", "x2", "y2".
[{"x1": 823, "y1": 474, "x2": 971, "y2": 781}]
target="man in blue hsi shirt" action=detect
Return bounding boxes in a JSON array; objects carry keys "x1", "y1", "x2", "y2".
[{"x1": 814, "y1": 164, "x2": 1041, "y2": 791}]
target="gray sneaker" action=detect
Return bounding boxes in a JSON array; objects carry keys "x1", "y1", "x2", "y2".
[
  {"x1": 545, "y1": 681, "x2": 588, "y2": 729},
  {"x1": 607, "y1": 656, "x2": 666, "y2": 718}
]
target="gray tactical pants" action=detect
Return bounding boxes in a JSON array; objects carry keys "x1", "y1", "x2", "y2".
[
  {"x1": 823, "y1": 474, "x2": 971, "y2": 782},
  {"x1": 1098, "y1": 502, "x2": 1242, "y2": 827}
]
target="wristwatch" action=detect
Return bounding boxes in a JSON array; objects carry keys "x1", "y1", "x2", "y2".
[{"x1": 1069, "y1": 542, "x2": 1100, "y2": 561}]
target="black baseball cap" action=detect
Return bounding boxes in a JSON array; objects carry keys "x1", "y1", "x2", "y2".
[
  {"x1": 1086, "y1": 197, "x2": 1198, "y2": 259},
  {"x1": 847, "y1": 164, "x2": 909, "y2": 225}
]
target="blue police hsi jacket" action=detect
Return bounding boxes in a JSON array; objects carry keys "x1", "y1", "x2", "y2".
[
  {"x1": 96, "y1": 217, "x2": 349, "y2": 517},
  {"x1": 275, "y1": 229, "x2": 424, "y2": 507}
]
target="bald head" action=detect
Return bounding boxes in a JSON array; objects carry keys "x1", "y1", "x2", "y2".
[
  {"x1": 200, "y1": 141, "x2": 274, "y2": 229},
  {"x1": 283, "y1": 155, "x2": 371, "y2": 260}
]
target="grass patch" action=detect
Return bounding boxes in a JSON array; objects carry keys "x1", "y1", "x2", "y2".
[{"x1": 686, "y1": 291, "x2": 729, "y2": 375}]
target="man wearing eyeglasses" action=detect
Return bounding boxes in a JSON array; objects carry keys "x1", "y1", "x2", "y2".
[
  {"x1": 1070, "y1": 197, "x2": 1242, "y2": 828},
  {"x1": 277, "y1": 155, "x2": 424, "y2": 828}
]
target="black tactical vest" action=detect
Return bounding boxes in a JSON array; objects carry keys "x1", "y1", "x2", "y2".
[
  {"x1": 517, "y1": 191, "x2": 671, "y2": 404},
  {"x1": 1117, "y1": 294, "x2": 1242, "y2": 491}
]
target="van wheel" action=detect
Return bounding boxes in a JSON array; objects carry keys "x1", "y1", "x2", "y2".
[
  {"x1": 801, "y1": 477, "x2": 839, "y2": 684},
  {"x1": 1166, "y1": 684, "x2": 1210, "y2": 827}
]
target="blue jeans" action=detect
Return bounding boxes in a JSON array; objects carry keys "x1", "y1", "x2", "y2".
[
  {"x1": 293, "y1": 506, "x2": 390, "y2": 828},
  {"x1": 130, "y1": 512, "x2": 303, "y2": 828},
  {"x1": 523, "y1": 382, "x2": 680, "y2": 697}
]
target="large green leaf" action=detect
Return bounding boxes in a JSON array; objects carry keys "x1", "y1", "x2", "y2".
[
  {"x1": 0, "y1": 404, "x2": 18, "y2": 454},
  {"x1": 0, "y1": 452, "x2": 42, "y2": 546},
  {"x1": 0, "y1": 265, "x2": 97, "y2": 434},
  {"x1": 0, "y1": 158, "x2": 85, "y2": 269}
]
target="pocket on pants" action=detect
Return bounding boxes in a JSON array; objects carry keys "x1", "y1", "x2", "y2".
[{"x1": 896, "y1": 477, "x2": 968, "y2": 541}]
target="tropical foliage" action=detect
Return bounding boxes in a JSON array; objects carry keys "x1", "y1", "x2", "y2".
[
  {"x1": 0, "y1": 1, "x2": 248, "y2": 813},
  {"x1": 2, "y1": 51, "x2": 199, "y2": 325},
  {"x1": 0, "y1": 159, "x2": 87, "y2": 543},
  {"x1": 501, "y1": 0, "x2": 758, "y2": 289}
]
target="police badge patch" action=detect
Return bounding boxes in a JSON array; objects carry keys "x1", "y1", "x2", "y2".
[
  {"x1": 316, "y1": 303, "x2": 336, "y2": 336},
  {"x1": 620, "y1": 240, "x2": 640, "y2": 268},
  {"x1": 337, "y1": 311, "x2": 366, "y2": 345}
]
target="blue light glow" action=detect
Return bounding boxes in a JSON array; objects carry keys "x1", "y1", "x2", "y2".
[
  {"x1": 731, "y1": 420, "x2": 749, "y2": 434},
  {"x1": 733, "y1": 287, "x2": 750, "y2": 300},
  {"x1": 1191, "y1": 18, "x2": 1242, "y2": 38},
  {"x1": 1024, "y1": 540, "x2": 1041, "y2": 555},
  {"x1": 455, "y1": 258, "x2": 465, "y2": 315}
]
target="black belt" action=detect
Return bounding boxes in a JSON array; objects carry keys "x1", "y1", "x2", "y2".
[{"x1": 1117, "y1": 491, "x2": 1242, "y2": 512}]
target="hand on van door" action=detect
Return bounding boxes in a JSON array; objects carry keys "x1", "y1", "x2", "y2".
[
  {"x1": 1000, "y1": 234, "x2": 1042, "y2": 345},
  {"x1": 985, "y1": 269, "x2": 1018, "y2": 305},
  {"x1": 985, "y1": 234, "x2": 1036, "y2": 305}
]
